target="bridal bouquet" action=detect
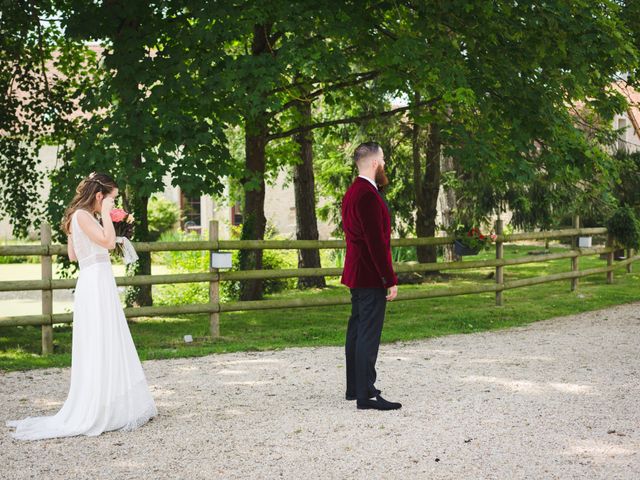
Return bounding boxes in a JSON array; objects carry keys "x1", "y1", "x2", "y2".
[{"x1": 110, "y1": 208, "x2": 139, "y2": 265}]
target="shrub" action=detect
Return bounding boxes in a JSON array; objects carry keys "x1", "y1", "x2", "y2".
[
  {"x1": 392, "y1": 246, "x2": 417, "y2": 263},
  {"x1": 451, "y1": 224, "x2": 497, "y2": 251},
  {"x1": 154, "y1": 229, "x2": 296, "y2": 305},
  {"x1": 328, "y1": 248, "x2": 345, "y2": 268},
  {"x1": 153, "y1": 231, "x2": 209, "y2": 306},
  {"x1": 220, "y1": 249, "x2": 296, "y2": 301},
  {"x1": 0, "y1": 254, "x2": 39, "y2": 264},
  {"x1": 148, "y1": 195, "x2": 181, "y2": 241},
  {"x1": 606, "y1": 206, "x2": 640, "y2": 249}
]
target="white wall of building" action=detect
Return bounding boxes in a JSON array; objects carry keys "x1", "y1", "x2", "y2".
[{"x1": 613, "y1": 112, "x2": 640, "y2": 152}]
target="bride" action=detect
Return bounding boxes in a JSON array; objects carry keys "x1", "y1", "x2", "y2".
[{"x1": 7, "y1": 172, "x2": 157, "y2": 440}]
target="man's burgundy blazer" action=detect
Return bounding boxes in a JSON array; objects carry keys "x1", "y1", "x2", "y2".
[{"x1": 341, "y1": 177, "x2": 398, "y2": 289}]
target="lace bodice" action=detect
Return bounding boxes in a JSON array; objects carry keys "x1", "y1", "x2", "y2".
[{"x1": 71, "y1": 210, "x2": 109, "y2": 268}]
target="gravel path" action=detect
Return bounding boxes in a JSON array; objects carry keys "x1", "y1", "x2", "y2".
[{"x1": 2, "y1": 302, "x2": 640, "y2": 479}]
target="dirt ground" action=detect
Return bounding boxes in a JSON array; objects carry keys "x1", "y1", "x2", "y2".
[{"x1": 2, "y1": 302, "x2": 639, "y2": 479}]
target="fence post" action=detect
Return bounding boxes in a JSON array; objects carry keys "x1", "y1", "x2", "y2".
[
  {"x1": 495, "y1": 218, "x2": 504, "y2": 306},
  {"x1": 627, "y1": 248, "x2": 633, "y2": 274},
  {"x1": 571, "y1": 215, "x2": 580, "y2": 291},
  {"x1": 41, "y1": 222, "x2": 53, "y2": 355},
  {"x1": 209, "y1": 220, "x2": 220, "y2": 337},
  {"x1": 606, "y1": 233, "x2": 614, "y2": 284}
]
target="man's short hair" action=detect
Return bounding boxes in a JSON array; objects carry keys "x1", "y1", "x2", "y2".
[{"x1": 353, "y1": 141, "x2": 382, "y2": 164}]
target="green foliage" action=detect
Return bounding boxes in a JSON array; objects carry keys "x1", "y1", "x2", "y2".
[
  {"x1": 0, "y1": 255, "x2": 39, "y2": 264},
  {"x1": 327, "y1": 248, "x2": 345, "y2": 268},
  {"x1": 147, "y1": 195, "x2": 181, "y2": 241},
  {"x1": 451, "y1": 225, "x2": 496, "y2": 252},
  {"x1": 222, "y1": 222, "x2": 296, "y2": 300},
  {"x1": 154, "y1": 228, "x2": 296, "y2": 305},
  {"x1": 606, "y1": 206, "x2": 640, "y2": 249},
  {"x1": 0, "y1": 2, "x2": 96, "y2": 237},
  {"x1": 612, "y1": 149, "x2": 640, "y2": 214},
  {"x1": 314, "y1": 102, "x2": 416, "y2": 238},
  {"x1": 391, "y1": 246, "x2": 418, "y2": 263},
  {"x1": 41, "y1": 1, "x2": 235, "y2": 256},
  {"x1": 3, "y1": 0, "x2": 640, "y2": 268},
  {"x1": 154, "y1": 230, "x2": 210, "y2": 306},
  {"x1": 220, "y1": 249, "x2": 296, "y2": 302},
  {"x1": 623, "y1": 0, "x2": 640, "y2": 86}
]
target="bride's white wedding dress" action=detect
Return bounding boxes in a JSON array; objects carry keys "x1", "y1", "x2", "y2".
[{"x1": 7, "y1": 210, "x2": 157, "y2": 440}]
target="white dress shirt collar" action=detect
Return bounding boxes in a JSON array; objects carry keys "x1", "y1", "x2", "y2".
[{"x1": 358, "y1": 175, "x2": 378, "y2": 190}]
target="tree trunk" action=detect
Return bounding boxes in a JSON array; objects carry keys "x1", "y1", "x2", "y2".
[
  {"x1": 238, "y1": 24, "x2": 273, "y2": 301},
  {"x1": 438, "y1": 154, "x2": 458, "y2": 262},
  {"x1": 239, "y1": 120, "x2": 268, "y2": 301},
  {"x1": 107, "y1": 8, "x2": 152, "y2": 307},
  {"x1": 125, "y1": 154, "x2": 152, "y2": 306},
  {"x1": 239, "y1": 24, "x2": 271, "y2": 300},
  {"x1": 413, "y1": 120, "x2": 441, "y2": 268},
  {"x1": 293, "y1": 99, "x2": 326, "y2": 289}
]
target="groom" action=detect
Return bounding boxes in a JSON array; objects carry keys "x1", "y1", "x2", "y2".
[{"x1": 341, "y1": 142, "x2": 401, "y2": 411}]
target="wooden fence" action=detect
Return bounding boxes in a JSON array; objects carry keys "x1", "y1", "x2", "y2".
[{"x1": 0, "y1": 217, "x2": 637, "y2": 355}]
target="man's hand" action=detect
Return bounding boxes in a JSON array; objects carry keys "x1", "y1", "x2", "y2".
[{"x1": 386, "y1": 285, "x2": 398, "y2": 301}]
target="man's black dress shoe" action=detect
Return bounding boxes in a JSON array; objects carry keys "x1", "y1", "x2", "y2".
[{"x1": 356, "y1": 395, "x2": 402, "y2": 410}]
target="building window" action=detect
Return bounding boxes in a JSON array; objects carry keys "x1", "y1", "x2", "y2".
[
  {"x1": 231, "y1": 201, "x2": 243, "y2": 226},
  {"x1": 180, "y1": 193, "x2": 201, "y2": 230}
]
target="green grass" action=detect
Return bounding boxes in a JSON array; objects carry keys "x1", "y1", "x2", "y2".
[{"x1": 1, "y1": 244, "x2": 638, "y2": 371}]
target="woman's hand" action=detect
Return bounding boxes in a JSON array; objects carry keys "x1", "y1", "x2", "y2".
[{"x1": 101, "y1": 196, "x2": 115, "y2": 216}]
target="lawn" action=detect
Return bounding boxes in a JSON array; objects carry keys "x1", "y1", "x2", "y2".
[{"x1": 1, "y1": 243, "x2": 638, "y2": 371}]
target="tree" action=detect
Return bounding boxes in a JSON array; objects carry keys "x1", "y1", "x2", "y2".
[
  {"x1": 0, "y1": 1, "x2": 93, "y2": 237},
  {"x1": 375, "y1": 1, "x2": 636, "y2": 235},
  {"x1": 48, "y1": 1, "x2": 233, "y2": 305},
  {"x1": 292, "y1": 96, "x2": 326, "y2": 289},
  {"x1": 198, "y1": 1, "x2": 429, "y2": 300}
]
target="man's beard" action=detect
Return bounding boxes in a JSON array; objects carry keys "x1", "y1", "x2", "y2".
[{"x1": 375, "y1": 164, "x2": 389, "y2": 191}]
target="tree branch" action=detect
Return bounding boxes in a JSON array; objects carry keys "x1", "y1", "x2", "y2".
[
  {"x1": 268, "y1": 70, "x2": 380, "y2": 117},
  {"x1": 32, "y1": 4, "x2": 50, "y2": 94},
  {"x1": 268, "y1": 66, "x2": 377, "y2": 96},
  {"x1": 375, "y1": 23, "x2": 398, "y2": 40},
  {"x1": 267, "y1": 96, "x2": 442, "y2": 141},
  {"x1": 269, "y1": 30, "x2": 285, "y2": 47}
]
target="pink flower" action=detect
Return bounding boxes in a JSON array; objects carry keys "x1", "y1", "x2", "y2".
[{"x1": 110, "y1": 208, "x2": 128, "y2": 223}]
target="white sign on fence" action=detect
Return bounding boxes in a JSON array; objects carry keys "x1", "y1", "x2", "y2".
[{"x1": 210, "y1": 251, "x2": 232, "y2": 269}]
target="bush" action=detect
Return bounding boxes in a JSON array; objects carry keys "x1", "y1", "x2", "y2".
[
  {"x1": 0, "y1": 254, "x2": 39, "y2": 264},
  {"x1": 0, "y1": 240, "x2": 41, "y2": 264},
  {"x1": 328, "y1": 248, "x2": 345, "y2": 268},
  {"x1": 153, "y1": 231, "x2": 209, "y2": 306},
  {"x1": 220, "y1": 249, "x2": 296, "y2": 301},
  {"x1": 606, "y1": 206, "x2": 640, "y2": 249},
  {"x1": 392, "y1": 246, "x2": 417, "y2": 263},
  {"x1": 154, "y1": 229, "x2": 296, "y2": 305},
  {"x1": 148, "y1": 195, "x2": 181, "y2": 241}
]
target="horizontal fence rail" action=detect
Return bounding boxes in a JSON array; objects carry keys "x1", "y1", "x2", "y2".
[
  {"x1": 0, "y1": 219, "x2": 636, "y2": 355},
  {"x1": 0, "y1": 246, "x2": 618, "y2": 292},
  {"x1": 0, "y1": 227, "x2": 610, "y2": 256}
]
